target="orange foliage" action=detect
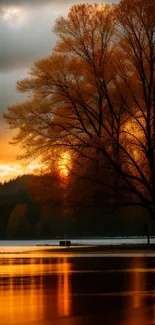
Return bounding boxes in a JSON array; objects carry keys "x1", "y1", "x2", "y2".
[{"x1": 4, "y1": 1, "x2": 155, "y2": 217}]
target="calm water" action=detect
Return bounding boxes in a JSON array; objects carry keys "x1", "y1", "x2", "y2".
[{"x1": 0, "y1": 248, "x2": 155, "y2": 325}]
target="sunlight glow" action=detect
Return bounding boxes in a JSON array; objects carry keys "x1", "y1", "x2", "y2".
[
  {"x1": 27, "y1": 162, "x2": 42, "y2": 172},
  {"x1": 57, "y1": 258, "x2": 71, "y2": 317},
  {"x1": 58, "y1": 152, "x2": 71, "y2": 178},
  {"x1": 0, "y1": 152, "x2": 71, "y2": 183},
  {"x1": 124, "y1": 118, "x2": 144, "y2": 162},
  {"x1": 0, "y1": 162, "x2": 42, "y2": 183},
  {"x1": 95, "y1": 3, "x2": 106, "y2": 11}
]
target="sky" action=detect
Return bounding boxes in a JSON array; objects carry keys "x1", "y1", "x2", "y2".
[{"x1": 0, "y1": 0, "x2": 118, "y2": 183}]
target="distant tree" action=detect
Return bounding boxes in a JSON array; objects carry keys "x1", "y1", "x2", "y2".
[
  {"x1": 7, "y1": 204, "x2": 30, "y2": 239},
  {"x1": 26, "y1": 172, "x2": 73, "y2": 236},
  {"x1": 4, "y1": 0, "x2": 155, "y2": 220}
]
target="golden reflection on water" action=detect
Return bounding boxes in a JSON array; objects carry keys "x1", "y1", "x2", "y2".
[
  {"x1": 1, "y1": 253, "x2": 155, "y2": 325},
  {"x1": 132, "y1": 258, "x2": 146, "y2": 309},
  {"x1": 0, "y1": 258, "x2": 44, "y2": 324},
  {"x1": 57, "y1": 257, "x2": 71, "y2": 317},
  {"x1": 0, "y1": 255, "x2": 72, "y2": 324},
  {"x1": 121, "y1": 257, "x2": 150, "y2": 325}
]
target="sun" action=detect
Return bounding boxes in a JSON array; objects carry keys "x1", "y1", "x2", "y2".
[{"x1": 58, "y1": 152, "x2": 71, "y2": 178}]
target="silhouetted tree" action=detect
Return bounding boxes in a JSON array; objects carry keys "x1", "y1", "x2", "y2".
[{"x1": 4, "y1": 0, "x2": 155, "y2": 219}]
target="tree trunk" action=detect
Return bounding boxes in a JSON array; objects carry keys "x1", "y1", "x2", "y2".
[
  {"x1": 149, "y1": 203, "x2": 155, "y2": 220},
  {"x1": 144, "y1": 224, "x2": 150, "y2": 245}
]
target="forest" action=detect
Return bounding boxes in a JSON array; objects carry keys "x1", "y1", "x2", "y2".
[{"x1": 0, "y1": 174, "x2": 153, "y2": 239}]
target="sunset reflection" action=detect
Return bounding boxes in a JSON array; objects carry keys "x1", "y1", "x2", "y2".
[
  {"x1": 122, "y1": 258, "x2": 147, "y2": 325},
  {"x1": 2, "y1": 254, "x2": 155, "y2": 325},
  {"x1": 57, "y1": 257, "x2": 72, "y2": 317},
  {"x1": 0, "y1": 255, "x2": 73, "y2": 325},
  {"x1": 132, "y1": 258, "x2": 146, "y2": 309},
  {"x1": 0, "y1": 257, "x2": 44, "y2": 324}
]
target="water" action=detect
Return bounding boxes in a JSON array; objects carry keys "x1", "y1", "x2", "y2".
[{"x1": 0, "y1": 248, "x2": 155, "y2": 324}]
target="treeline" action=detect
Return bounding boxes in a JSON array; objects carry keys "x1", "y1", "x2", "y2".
[{"x1": 0, "y1": 174, "x2": 153, "y2": 239}]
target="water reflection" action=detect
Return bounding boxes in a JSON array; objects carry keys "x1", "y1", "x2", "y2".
[
  {"x1": 0, "y1": 255, "x2": 72, "y2": 324},
  {"x1": 121, "y1": 257, "x2": 153, "y2": 325},
  {"x1": 131, "y1": 257, "x2": 146, "y2": 309},
  {"x1": 57, "y1": 257, "x2": 71, "y2": 317},
  {"x1": 0, "y1": 254, "x2": 155, "y2": 325},
  {"x1": 0, "y1": 258, "x2": 44, "y2": 324}
]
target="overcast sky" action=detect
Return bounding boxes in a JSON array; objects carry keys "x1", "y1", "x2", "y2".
[{"x1": 0, "y1": 0, "x2": 118, "y2": 181}]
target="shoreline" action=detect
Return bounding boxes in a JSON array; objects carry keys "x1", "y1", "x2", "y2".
[
  {"x1": 0, "y1": 238, "x2": 155, "y2": 255},
  {"x1": 0, "y1": 243, "x2": 155, "y2": 256},
  {"x1": 0, "y1": 237, "x2": 154, "y2": 246}
]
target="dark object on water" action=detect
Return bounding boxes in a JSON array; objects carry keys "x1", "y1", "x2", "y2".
[{"x1": 59, "y1": 240, "x2": 71, "y2": 247}]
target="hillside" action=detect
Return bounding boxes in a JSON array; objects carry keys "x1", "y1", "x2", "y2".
[{"x1": 0, "y1": 175, "x2": 154, "y2": 239}]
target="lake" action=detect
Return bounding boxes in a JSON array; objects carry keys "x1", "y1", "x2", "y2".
[{"x1": 0, "y1": 248, "x2": 155, "y2": 324}]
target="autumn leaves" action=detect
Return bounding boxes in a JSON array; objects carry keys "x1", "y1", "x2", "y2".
[{"x1": 4, "y1": 1, "x2": 155, "y2": 218}]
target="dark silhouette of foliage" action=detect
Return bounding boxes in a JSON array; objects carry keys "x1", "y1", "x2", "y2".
[{"x1": 4, "y1": 0, "x2": 155, "y2": 220}]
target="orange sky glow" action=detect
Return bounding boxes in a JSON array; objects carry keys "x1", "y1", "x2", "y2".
[
  {"x1": 0, "y1": 152, "x2": 71, "y2": 183},
  {"x1": 0, "y1": 162, "x2": 42, "y2": 184},
  {"x1": 0, "y1": 156, "x2": 71, "y2": 184},
  {"x1": 0, "y1": 137, "x2": 71, "y2": 184}
]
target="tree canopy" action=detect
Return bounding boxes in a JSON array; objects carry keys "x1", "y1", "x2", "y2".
[{"x1": 4, "y1": 0, "x2": 155, "y2": 219}]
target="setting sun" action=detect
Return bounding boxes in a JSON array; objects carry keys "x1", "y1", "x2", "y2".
[{"x1": 58, "y1": 152, "x2": 71, "y2": 178}]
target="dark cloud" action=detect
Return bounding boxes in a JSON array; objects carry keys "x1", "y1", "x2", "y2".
[
  {"x1": 0, "y1": 25, "x2": 56, "y2": 72},
  {"x1": 0, "y1": 0, "x2": 118, "y2": 83},
  {"x1": 0, "y1": 6, "x2": 58, "y2": 72},
  {"x1": 0, "y1": 0, "x2": 96, "y2": 72},
  {"x1": 0, "y1": 0, "x2": 81, "y2": 6},
  {"x1": 0, "y1": 69, "x2": 27, "y2": 115},
  {"x1": 0, "y1": 0, "x2": 48, "y2": 4}
]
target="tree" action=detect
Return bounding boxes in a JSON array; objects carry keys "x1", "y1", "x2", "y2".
[
  {"x1": 7, "y1": 204, "x2": 30, "y2": 239},
  {"x1": 115, "y1": 0, "x2": 155, "y2": 218},
  {"x1": 4, "y1": 1, "x2": 155, "y2": 220}
]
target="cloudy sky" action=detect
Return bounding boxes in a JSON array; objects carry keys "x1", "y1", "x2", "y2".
[{"x1": 0, "y1": 0, "x2": 118, "y2": 182}]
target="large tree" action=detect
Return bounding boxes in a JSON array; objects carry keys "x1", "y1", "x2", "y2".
[{"x1": 4, "y1": 0, "x2": 155, "y2": 219}]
